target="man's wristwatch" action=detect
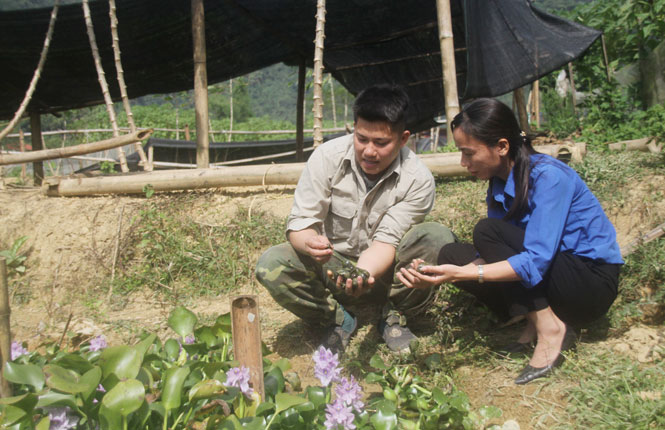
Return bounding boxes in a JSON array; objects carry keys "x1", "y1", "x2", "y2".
[{"x1": 478, "y1": 264, "x2": 484, "y2": 284}]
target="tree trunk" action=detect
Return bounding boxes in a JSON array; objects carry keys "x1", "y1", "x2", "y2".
[
  {"x1": 436, "y1": 0, "x2": 460, "y2": 146},
  {"x1": 82, "y1": 0, "x2": 129, "y2": 172},
  {"x1": 109, "y1": 0, "x2": 150, "y2": 171},
  {"x1": 312, "y1": 0, "x2": 326, "y2": 147},
  {"x1": 192, "y1": 0, "x2": 210, "y2": 168},
  {"x1": 513, "y1": 87, "x2": 530, "y2": 134},
  {"x1": 0, "y1": 1, "x2": 59, "y2": 143}
]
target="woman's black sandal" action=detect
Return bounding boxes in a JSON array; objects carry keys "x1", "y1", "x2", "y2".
[{"x1": 514, "y1": 326, "x2": 577, "y2": 385}]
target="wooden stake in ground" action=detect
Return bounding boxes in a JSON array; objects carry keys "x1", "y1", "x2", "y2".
[
  {"x1": 19, "y1": 130, "x2": 27, "y2": 182},
  {"x1": 329, "y1": 74, "x2": 337, "y2": 128},
  {"x1": 312, "y1": 0, "x2": 326, "y2": 147},
  {"x1": 82, "y1": 0, "x2": 129, "y2": 172},
  {"x1": 192, "y1": 0, "x2": 210, "y2": 168},
  {"x1": 0, "y1": 1, "x2": 59, "y2": 143},
  {"x1": 436, "y1": 0, "x2": 460, "y2": 146},
  {"x1": 0, "y1": 258, "x2": 12, "y2": 398},
  {"x1": 109, "y1": 0, "x2": 150, "y2": 171},
  {"x1": 228, "y1": 79, "x2": 234, "y2": 142},
  {"x1": 533, "y1": 80, "x2": 540, "y2": 129},
  {"x1": 601, "y1": 34, "x2": 611, "y2": 83},
  {"x1": 231, "y1": 296, "x2": 264, "y2": 400}
]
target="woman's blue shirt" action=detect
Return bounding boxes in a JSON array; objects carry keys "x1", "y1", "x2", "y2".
[{"x1": 487, "y1": 153, "x2": 623, "y2": 288}]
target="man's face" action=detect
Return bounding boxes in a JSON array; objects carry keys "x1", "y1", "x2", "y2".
[{"x1": 353, "y1": 118, "x2": 410, "y2": 180}]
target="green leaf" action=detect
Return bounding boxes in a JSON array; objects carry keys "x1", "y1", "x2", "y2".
[
  {"x1": 133, "y1": 333, "x2": 157, "y2": 360},
  {"x1": 54, "y1": 353, "x2": 94, "y2": 374},
  {"x1": 255, "y1": 401, "x2": 275, "y2": 417},
  {"x1": 168, "y1": 306, "x2": 198, "y2": 338},
  {"x1": 99, "y1": 403, "x2": 123, "y2": 430},
  {"x1": 0, "y1": 405, "x2": 28, "y2": 426},
  {"x1": 264, "y1": 367, "x2": 285, "y2": 398},
  {"x1": 0, "y1": 393, "x2": 38, "y2": 422},
  {"x1": 36, "y1": 416, "x2": 50, "y2": 430},
  {"x1": 215, "y1": 312, "x2": 232, "y2": 332},
  {"x1": 369, "y1": 399, "x2": 398, "y2": 430},
  {"x1": 164, "y1": 338, "x2": 181, "y2": 361},
  {"x1": 162, "y1": 366, "x2": 191, "y2": 411},
  {"x1": 99, "y1": 345, "x2": 142, "y2": 380},
  {"x1": 4, "y1": 362, "x2": 45, "y2": 390},
  {"x1": 36, "y1": 391, "x2": 79, "y2": 410},
  {"x1": 271, "y1": 358, "x2": 291, "y2": 374},
  {"x1": 195, "y1": 326, "x2": 219, "y2": 347},
  {"x1": 369, "y1": 354, "x2": 388, "y2": 370},
  {"x1": 101, "y1": 378, "x2": 145, "y2": 417},
  {"x1": 275, "y1": 393, "x2": 307, "y2": 414},
  {"x1": 305, "y1": 386, "x2": 326, "y2": 408},
  {"x1": 80, "y1": 366, "x2": 103, "y2": 400},
  {"x1": 43, "y1": 364, "x2": 94, "y2": 394},
  {"x1": 238, "y1": 416, "x2": 266, "y2": 429},
  {"x1": 188, "y1": 379, "x2": 225, "y2": 402}
]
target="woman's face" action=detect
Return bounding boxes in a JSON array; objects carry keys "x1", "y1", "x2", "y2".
[{"x1": 453, "y1": 128, "x2": 511, "y2": 180}]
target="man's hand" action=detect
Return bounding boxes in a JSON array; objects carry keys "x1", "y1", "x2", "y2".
[
  {"x1": 327, "y1": 267, "x2": 374, "y2": 298},
  {"x1": 303, "y1": 235, "x2": 334, "y2": 264},
  {"x1": 288, "y1": 229, "x2": 333, "y2": 264}
]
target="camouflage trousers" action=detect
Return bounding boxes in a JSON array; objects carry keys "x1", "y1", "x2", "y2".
[{"x1": 255, "y1": 222, "x2": 456, "y2": 328}]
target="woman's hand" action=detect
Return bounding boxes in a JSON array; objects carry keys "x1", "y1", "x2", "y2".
[{"x1": 397, "y1": 258, "x2": 464, "y2": 289}]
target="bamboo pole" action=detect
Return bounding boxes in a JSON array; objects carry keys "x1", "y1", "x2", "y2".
[
  {"x1": 231, "y1": 296, "x2": 264, "y2": 400},
  {"x1": 43, "y1": 143, "x2": 582, "y2": 197},
  {"x1": 0, "y1": 258, "x2": 11, "y2": 397},
  {"x1": 533, "y1": 80, "x2": 540, "y2": 129},
  {"x1": 568, "y1": 62, "x2": 577, "y2": 115},
  {"x1": 0, "y1": 1, "x2": 59, "y2": 143},
  {"x1": 109, "y1": 0, "x2": 149, "y2": 171},
  {"x1": 296, "y1": 59, "x2": 306, "y2": 162},
  {"x1": 608, "y1": 137, "x2": 662, "y2": 153},
  {"x1": 436, "y1": 0, "x2": 460, "y2": 146},
  {"x1": 621, "y1": 222, "x2": 665, "y2": 257},
  {"x1": 82, "y1": 0, "x2": 128, "y2": 172},
  {"x1": 192, "y1": 0, "x2": 210, "y2": 168},
  {"x1": 0, "y1": 129, "x2": 152, "y2": 165},
  {"x1": 228, "y1": 79, "x2": 234, "y2": 143},
  {"x1": 19, "y1": 130, "x2": 27, "y2": 182},
  {"x1": 30, "y1": 113, "x2": 45, "y2": 185},
  {"x1": 312, "y1": 0, "x2": 326, "y2": 147},
  {"x1": 513, "y1": 87, "x2": 530, "y2": 134},
  {"x1": 329, "y1": 74, "x2": 337, "y2": 128}
]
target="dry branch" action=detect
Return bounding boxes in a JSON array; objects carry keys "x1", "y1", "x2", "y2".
[
  {"x1": 608, "y1": 137, "x2": 662, "y2": 153},
  {"x1": 0, "y1": 1, "x2": 60, "y2": 143},
  {"x1": 42, "y1": 143, "x2": 581, "y2": 197},
  {"x1": 0, "y1": 129, "x2": 152, "y2": 165},
  {"x1": 621, "y1": 222, "x2": 665, "y2": 257}
]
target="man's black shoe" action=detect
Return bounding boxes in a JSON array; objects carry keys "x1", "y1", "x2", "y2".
[{"x1": 320, "y1": 315, "x2": 358, "y2": 356}]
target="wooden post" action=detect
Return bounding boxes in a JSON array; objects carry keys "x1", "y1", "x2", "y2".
[
  {"x1": 296, "y1": 59, "x2": 306, "y2": 162},
  {"x1": 601, "y1": 34, "x2": 611, "y2": 83},
  {"x1": 568, "y1": 63, "x2": 577, "y2": 116},
  {"x1": 185, "y1": 124, "x2": 191, "y2": 141},
  {"x1": 312, "y1": 0, "x2": 326, "y2": 147},
  {"x1": 192, "y1": 0, "x2": 210, "y2": 168},
  {"x1": 30, "y1": 112, "x2": 44, "y2": 186},
  {"x1": 231, "y1": 296, "x2": 264, "y2": 400},
  {"x1": 513, "y1": 87, "x2": 530, "y2": 134},
  {"x1": 329, "y1": 74, "x2": 337, "y2": 128},
  {"x1": 0, "y1": 258, "x2": 12, "y2": 397},
  {"x1": 436, "y1": 0, "x2": 460, "y2": 146},
  {"x1": 19, "y1": 130, "x2": 27, "y2": 182},
  {"x1": 228, "y1": 79, "x2": 234, "y2": 142},
  {"x1": 533, "y1": 80, "x2": 540, "y2": 129}
]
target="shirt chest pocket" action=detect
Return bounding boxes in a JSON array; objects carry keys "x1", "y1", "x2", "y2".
[{"x1": 328, "y1": 194, "x2": 357, "y2": 239}]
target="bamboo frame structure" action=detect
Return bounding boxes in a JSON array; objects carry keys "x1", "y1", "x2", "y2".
[
  {"x1": 82, "y1": 0, "x2": 129, "y2": 172},
  {"x1": 513, "y1": 87, "x2": 530, "y2": 133},
  {"x1": 568, "y1": 62, "x2": 577, "y2": 115},
  {"x1": 0, "y1": 1, "x2": 60, "y2": 143},
  {"x1": 436, "y1": 0, "x2": 460, "y2": 146},
  {"x1": 109, "y1": 0, "x2": 150, "y2": 171},
  {"x1": 192, "y1": 0, "x2": 210, "y2": 168},
  {"x1": 312, "y1": 0, "x2": 326, "y2": 147},
  {"x1": 42, "y1": 143, "x2": 582, "y2": 197},
  {"x1": 0, "y1": 129, "x2": 152, "y2": 165},
  {"x1": 30, "y1": 113, "x2": 45, "y2": 185}
]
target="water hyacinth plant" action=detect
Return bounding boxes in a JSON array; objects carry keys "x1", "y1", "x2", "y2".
[{"x1": 0, "y1": 306, "x2": 500, "y2": 429}]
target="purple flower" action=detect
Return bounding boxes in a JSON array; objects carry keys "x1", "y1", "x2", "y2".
[
  {"x1": 45, "y1": 406, "x2": 79, "y2": 430},
  {"x1": 324, "y1": 399, "x2": 356, "y2": 430},
  {"x1": 313, "y1": 346, "x2": 341, "y2": 387},
  {"x1": 334, "y1": 375, "x2": 364, "y2": 412},
  {"x1": 183, "y1": 335, "x2": 195, "y2": 345},
  {"x1": 89, "y1": 335, "x2": 107, "y2": 352},
  {"x1": 11, "y1": 341, "x2": 28, "y2": 360},
  {"x1": 224, "y1": 366, "x2": 253, "y2": 397},
  {"x1": 97, "y1": 384, "x2": 106, "y2": 393}
]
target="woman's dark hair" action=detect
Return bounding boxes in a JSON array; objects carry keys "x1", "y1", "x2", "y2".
[
  {"x1": 353, "y1": 84, "x2": 409, "y2": 132},
  {"x1": 450, "y1": 98, "x2": 536, "y2": 220}
]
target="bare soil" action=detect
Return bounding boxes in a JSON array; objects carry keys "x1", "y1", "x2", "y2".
[{"x1": 1, "y1": 172, "x2": 664, "y2": 429}]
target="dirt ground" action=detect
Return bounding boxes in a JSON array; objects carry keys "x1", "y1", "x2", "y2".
[{"x1": 0, "y1": 173, "x2": 664, "y2": 429}]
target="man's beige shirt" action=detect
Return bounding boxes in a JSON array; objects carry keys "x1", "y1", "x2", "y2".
[{"x1": 287, "y1": 133, "x2": 435, "y2": 257}]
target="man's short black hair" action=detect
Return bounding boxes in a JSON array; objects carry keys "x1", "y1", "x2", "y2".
[{"x1": 353, "y1": 84, "x2": 409, "y2": 132}]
